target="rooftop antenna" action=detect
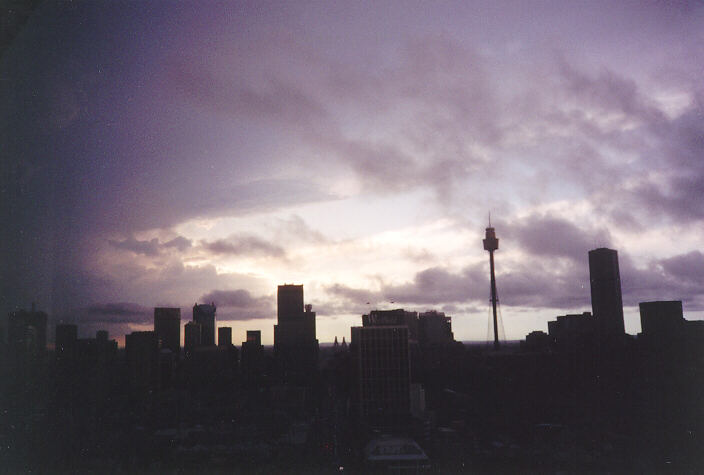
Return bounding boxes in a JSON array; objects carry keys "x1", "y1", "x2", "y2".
[{"x1": 483, "y1": 215, "x2": 500, "y2": 351}]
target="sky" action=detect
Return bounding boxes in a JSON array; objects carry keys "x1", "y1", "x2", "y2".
[{"x1": 1, "y1": 0, "x2": 703, "y2": 346}]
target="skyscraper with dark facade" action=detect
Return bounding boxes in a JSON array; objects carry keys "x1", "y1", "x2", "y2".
[
  {"x1": 273, "y1": 284, "x2": 318, "y2": 384},
  {"x1": 125, "y1": 330, "x2": 160, "y2": 395},
  {"x1": 639, "y1": 301, "x2": 684, "y2": 338},
  {"x1": 184, "y1": 321, "x2": 201, "y2": 359},
  {"x1": 154, "y1": 307, "x2": 181, "y2": 355},
  {"x1": 589, "y1": 248, "x2": 625, "y2": 336},
  {"x1": 218, "y1": 327, "x2": 232, "y2": 347},
  {"x1": 351, "y1": 310, "x2": 411, "y2": 429},
  {"x1": 241, "y1": 330, "x2": 264, "y2": 386},
  {"x1": 193, "y1": 303, "x2": 216, "y2": 346}
]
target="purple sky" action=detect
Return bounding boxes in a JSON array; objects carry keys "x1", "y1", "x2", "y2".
[{"x1": 2, "y1": 1, "x2": 703, "y2": 345}]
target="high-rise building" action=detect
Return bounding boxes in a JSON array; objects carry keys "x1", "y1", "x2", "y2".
[
  {"x1": 245, "y1": 330, "x2": 261, "y2": 346},
  {"x1": 418, "y1": 310, "x2": 454, "y2": 345},
  {"x1": 639, "y1": 301, "x2": 684, "y2": 337},
  {"x1": 184, "y1": 321, "x2": 202, "y2": 358},
  {"x1": 125, "y1": 331, "x2": 160, "y2": 394},
  {"x1": 241, "y1": 330, "x2": 264, "y2": 386},
  {"x1": 351, "y1": 309, "x2": 411, "y2": 428},
  {"x1": 154, "y1": 307, "x2": 181, "y2": 355},
  {"x1": 193, "y1": 303, "x2": 216, "y2": 346},
  {"x1": 218, "y1": 327, "x2": 232, "y2": 347},
  {"x1": 589, "y1": 248, "x2": 625, "y2": 336},
  {"x1": 277, "y1": 284, "x2": 304, "y2": 323},
  {"x1": 274, "y1": 285, "x2": 318, "y2": 384}
]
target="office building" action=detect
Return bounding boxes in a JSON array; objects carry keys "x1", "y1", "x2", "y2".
[
  {"x1": 547, "y1": 311, "x2": 597, "y2": 349},
  {"x1": 277, "y1": 284, "x2": 304, "y2": 322},
  {"x1": 589, "y1": 248, "x2": 625, "y2": 336},
  {"x1": 184, "y1": 321, "x2": 201, "y2": 359},
  {"x1": 125, "y1": 331, "x2": 159, "y2": 394},
  {"x1": 193, "y1": 303, "x2": 216, "y2": 346},
  {"x1": 241, "y1": 330, "x2": 264, "y2": 386},
  {"x1": 154, "y1": 307, "x2": 181, "y2": 355},
  {"x1": 274, "y1": 284, "x2": 318, "y2": 384},
  {"x1": 418, "y1": 310, "x2": 454, "y2": 345},
  {"x1": 639, "y1": 301, "x2": 684, "y2": 338},
  {"x1": 351, "y1": 309, "x2": 411, "y2": 428},
  {"x1": 218, "y1": 326, "x2": 232, "y2": 347}
]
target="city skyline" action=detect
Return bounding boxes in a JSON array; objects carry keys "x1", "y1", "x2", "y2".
[
  {"x1": 9, "y1": 241, "x2": 698, "y2": 349},
  {"x1": 2, "y1": 1, "x2": 704, "y2": 346}
]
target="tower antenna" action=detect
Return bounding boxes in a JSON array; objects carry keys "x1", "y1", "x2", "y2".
[{"x1": 483, "y1": 218, "x2": 500, "y2": 350}]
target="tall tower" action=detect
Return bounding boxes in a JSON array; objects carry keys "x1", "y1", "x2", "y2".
[
  {"x1": 193, "y1": 303, "x2": 216, "y2": 346},
  {"x1": 154, "y1": 307, "x2": 181, "y2": 355},
  {"x1": 483, "y1": 223, "x2": 500, "y2": 350},
  {"x1": 588, "y1": 248, "x2": 625, "y2": 336}
]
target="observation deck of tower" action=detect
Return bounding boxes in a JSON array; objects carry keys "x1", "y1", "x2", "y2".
[{"x1": 483, "y1": 221, "x2": 500, "y2": 350}]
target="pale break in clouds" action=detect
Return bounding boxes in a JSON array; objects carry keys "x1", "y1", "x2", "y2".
[{"x1": 1, "y1": 1, "x2": 703, "y2": 344}]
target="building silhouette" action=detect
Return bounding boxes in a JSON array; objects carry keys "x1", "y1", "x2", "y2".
[
  {"x1": 184, "y1": 321, "x2": 201, "y2": 359},
  {"x1": 218, "y1": 326, "x2": 232, "y2": 347},
  {"x1": 193, "y1": 303, "x2": 216, "y2": 346},
  {"x1": 241, "y1": 330, "x2": 264, "y2": 386},
  {"x1": 273, "y1": 284, "x2": 318, "y2": 384},
  {"x1": 154, "y1": 307, "x2": 181, "y2": 355},
  {"x1": 351, "y1": 309, "x2": 411, "y2": 429},
  {"x1": 418, "y1": 310, "x2": 454, "y2": 345},
  {"x1": 125, "y1": 330, "x2": 160, "y2": 395},
  {"x1": 588, "y1": 248, "x2": 625, "y2": 336},
  {"x1": 639, "y1": 301, "x2": 683, "y2": 338},
  {"x1": 547, "y1": 311, "x2": 597, "y2": 349}
]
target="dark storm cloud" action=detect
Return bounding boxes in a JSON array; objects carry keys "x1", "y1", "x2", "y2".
[
  {"x1": 545, "y1": 60, "x2": 704, "y2": 227},
  {"x1": 384, "y1": 265, "x2": 487, "y2": 305},
  {"x1": 659, "y1": 251, "x2": 704, "y2": 283},
  {"x1": 378, "y1": 257, "x2": 590, "y2": 310},
  {"x1": 108, "y1": 235, "x2": 192, "y2": 256},
  {"x1": 621, "y1": 105, "x2": 704, "y2": 223},
  {"x1": 557, "y1": 58, "x2": 665, "y2": 124},
  {"x1": 326, "y1": 284, "x2": 379, "y2": 305},
  {"x1": 199, "y1": 289, "x2": 274, "y2": 320},
  {"x1": 504, "y1": 214, "x2": 612, "y2": 262},
  {"x1": 167, "y1": 34, "x2": 487, "y2": 201},
  {"x1": 172, "y1": 60, "x2": 329, "y2": 129},
  {"x1": 202, "y1": 235, "x2": 285, "y2": 258},
  {"x1": 77, "y1": 302, "x2": 151, "y2": 324}
]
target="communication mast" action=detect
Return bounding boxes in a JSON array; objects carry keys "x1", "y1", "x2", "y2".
[{"x1": 483, "y1": 217, "x2": 500, "y2": 350}]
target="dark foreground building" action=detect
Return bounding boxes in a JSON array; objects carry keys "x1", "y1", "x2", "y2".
[
  {"x1": 193, "y1": 302, "x2": 216, "y2": 346},
  {"x1": 154, "y1": 307, "x2": 181, "y2": 355},
  {"x1": 351, "y1": 309, "x2": 411, "y2": 429},
  {"x1": 273, "y1": 284, "x2": 318, "y2": 384}
]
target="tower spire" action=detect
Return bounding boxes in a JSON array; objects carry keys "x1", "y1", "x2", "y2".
[{"x1": 483, "y1": 220, "x2": 500, "y2": 350}]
